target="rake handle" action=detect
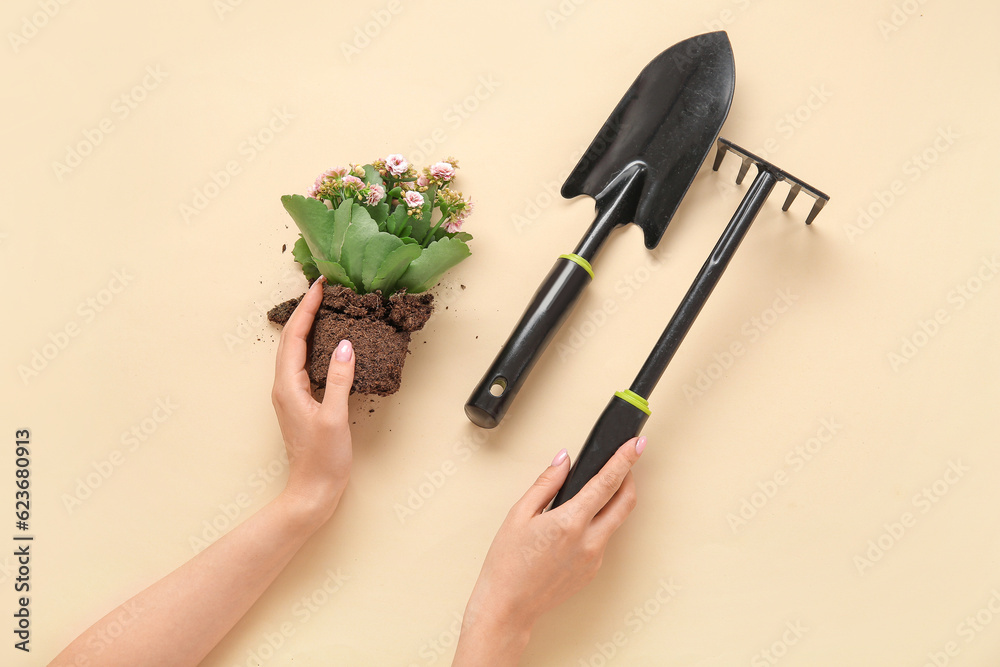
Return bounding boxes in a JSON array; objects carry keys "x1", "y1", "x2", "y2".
[
  {"x1": 550, "y1": 168, "x2": 778, "y2": 507},
  {"x1": 630, "y1": 168, "x2": 777, "y2": 396},
  {"x1": 551, "y1": 392, "x2": 650, "y2": 508}
]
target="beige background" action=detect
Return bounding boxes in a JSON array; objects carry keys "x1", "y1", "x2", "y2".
[{"x1": 2, "y1": 0, "x2": 998, "y2": 665}]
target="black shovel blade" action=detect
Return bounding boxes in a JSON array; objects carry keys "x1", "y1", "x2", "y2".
[{"x1": 561, "y1": 31, "x2": 736, "y2": 249}]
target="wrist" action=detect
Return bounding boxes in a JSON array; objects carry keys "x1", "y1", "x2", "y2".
[
  {"x1": 276, "y1": 484, "x2": 342, "y2": 533},
  {"x1": 455, "y1": 591, "x2": 533, "y2": 666}
]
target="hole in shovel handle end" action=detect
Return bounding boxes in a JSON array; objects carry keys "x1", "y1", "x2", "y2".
[{"x1": 489, "y1": 377, "x2": 507, "y2": 397}]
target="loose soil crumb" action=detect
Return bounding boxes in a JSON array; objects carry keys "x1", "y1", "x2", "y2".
[{"x1": 268, "y1": 284, "x2": 434, "y2": 396}]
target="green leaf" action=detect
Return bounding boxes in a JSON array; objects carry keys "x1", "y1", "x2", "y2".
[
  {"x1": 370, "y1": 243, "x2": 422, "y2": 295},
  {"x1": 329, "y1": 199, "x2": 353, "y2": 262},
  {"x1": 281, "y1": 195, "x2": 338, "y2": 261},
  {"x1": 396, "y1": 237, "x2": 471, "y2": 294},
  {"x1": 451, "y1": 232, "x2": 473, "y2": 242},
  {"x1": 291, "y1": 236, "x2": 320, "y2": 282},
  {"x1": 386, "y1": 204, "x2": 408, "y2": 236},
  {"x1": 361, "y1": 233, "x2": 404, "y2": 292},
  {"x1": 369, "y1": 202, "x2": 390, "y2": 227},
  {"x1": 291, "y1": 235, "x2": 313, "y2": 264},
  {"x1": 314, "y1": 259, "x2": 357, "y2": 291},
  {"x1": 339, "y1": 204, "x2": 380, "y2": 289},
  {"x1": 352, "y1": 203, "x2": 376, "y2": 226},
  {"x1": 362, "y1": 165, "x2": 383, "y2": 187}
]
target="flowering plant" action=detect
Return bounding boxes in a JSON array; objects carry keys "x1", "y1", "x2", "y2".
[{"x1": 282, "y1": 155, "x2": 473, "y2": 296}]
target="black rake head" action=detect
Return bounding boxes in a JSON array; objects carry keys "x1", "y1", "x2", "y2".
[{"x1": 712, "y1": 138, "x2": 830, "y2": 225}]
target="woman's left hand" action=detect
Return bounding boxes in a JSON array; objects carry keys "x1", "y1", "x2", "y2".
[{"x1": 271, "y1": 276, "x2": 356, "y2": 522}]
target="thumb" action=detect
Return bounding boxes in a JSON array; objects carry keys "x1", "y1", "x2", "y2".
[
  {"x1": 518, "y1": 449, "x2": 571, "y2": 515},
  {"x1": 321, "y1": 339, "x2": 356, "y2": 411}
]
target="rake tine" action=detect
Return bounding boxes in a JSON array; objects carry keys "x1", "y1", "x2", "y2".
[
  {"x1": 805, "y1": 198, "x2": 827, "y2": 225},
  {"x1": 712, "y1": 142, "x2": 729, "y2": 171},
  {"x1": 736, "y1": 157, "x2": 753, "y2": 185},
  {"x1": 782, "y1": 183, "x2": 802, "y2": 211}
]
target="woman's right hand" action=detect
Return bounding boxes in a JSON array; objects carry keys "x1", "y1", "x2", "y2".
[{"x1": 453, "y1": 437, "x2": 645, "y2": 666}]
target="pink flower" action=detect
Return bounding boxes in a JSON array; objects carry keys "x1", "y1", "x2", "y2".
[
  {"x1": 444, "y1": 199, "x2": 473, "y2": 233},
  {"x1": 385, "y1": 154, "x2": 408, "y2": 176},
  {"x1": 416, "y1": 175, "x2": 430, "y2": 188},
  {"x1": 460, "y1": 198, "x2": 474, "y2": 219},
  {"x1": 306, "y1": 181, "x2": 321, "y2": 198},
  {"x1": 366, "y1": 184, "x2": 385, "y2": 206},
  {"x1": 343, "y1": 175, "x2": 364, "y2": 188},
  {"x1": 403, "y1": 191, "x2": 424, "y2": 208},
  {"x1": 430, "y1": 161, "x2": 455, "y2": 181},
  {"x1": 324, "y1": 167, "x2": 346, "y2": 178}
]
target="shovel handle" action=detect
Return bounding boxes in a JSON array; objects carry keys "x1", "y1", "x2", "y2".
[
  {"x1": 550, "y1": 390, "x2": 650, "y2": 508},
  {"x1": 465, "y1": 254, "x2": 594, "y2": 428},
  {"x1": 465, "y1": 166, "x2": 644, "y2": 429}
]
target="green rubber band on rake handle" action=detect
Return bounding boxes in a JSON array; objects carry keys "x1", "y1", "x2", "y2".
[
  {"x1": 614, "y1": 389, "x2": 651, "y2": 415},
  {"x1": 551, "y1": 389, "x2": 651, "y2": 508}
]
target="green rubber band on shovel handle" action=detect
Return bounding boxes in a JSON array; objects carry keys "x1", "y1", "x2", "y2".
[
  {"x1": 559, "y1": 253, "x2": 595, "y2": 280},
  {"x1": 614, "y1": 390, "x2": 651, "y2": 416}
]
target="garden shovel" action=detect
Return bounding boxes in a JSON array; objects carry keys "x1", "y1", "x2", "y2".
[{"x1": 466, "y1": 31, "x2": 736, "y2": 429}]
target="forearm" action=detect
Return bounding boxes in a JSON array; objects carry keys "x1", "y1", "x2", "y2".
[
  {"x1": 50, "y1": 491, "x2": 333, "y2": 667},
  {"x1": 453, "y1": 594, "x2": 532, "y2": 667}
]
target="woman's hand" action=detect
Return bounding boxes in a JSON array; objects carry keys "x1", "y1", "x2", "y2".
[
  {"x1": 271, "y1": 276, "x2": 356, "y2": 524},
  {"x1": 454, "y1": 437, "x2": 646, "y2": 665}
]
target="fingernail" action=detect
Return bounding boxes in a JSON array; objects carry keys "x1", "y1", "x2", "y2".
[
  {"x1": 551, "y1": 448, "x2": 568, "y2": 466},
  {"x1": 311, "y1": 275, "x2": 327, "y2": 289},
  {"x1": 334, "y1": 339, "x2": 353, "y2": 362},
  {"x1": 635, "y1": 436, "x2": 647, "y2": 456}
]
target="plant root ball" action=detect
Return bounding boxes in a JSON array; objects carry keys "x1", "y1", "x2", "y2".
[{"x1": 268, "y1": 284, "x2": 434, "y2": 396}]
